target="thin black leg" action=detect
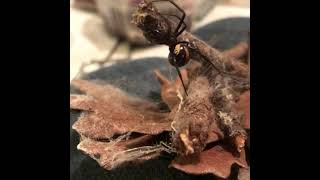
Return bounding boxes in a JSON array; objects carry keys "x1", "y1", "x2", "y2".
[
  {"x1": 175, "y1": 41, "x2": 190, "y2": 46},
  {"x1": 175, "y1": 66, "x2": 188, "y2": 96},
  {"x1": 176, "y1": 23, "x2": 187, "y2": 37},
  {"x1": 161, "y1": 13, "x2": 187, "y2": 37},
  {"x1": 151, "y1": 0, "x2": 186, "y2": 36}
]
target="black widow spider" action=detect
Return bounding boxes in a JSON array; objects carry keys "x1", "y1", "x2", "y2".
[
  {"x1": 149, "y1": 0, "x2": 191, "y2": 96},
  {"x1": 150, "y1": 0, "x2": 225, "y2": 97},
  {"x1": 150, "y1": 0, "x2": 247, "y2": 97}
]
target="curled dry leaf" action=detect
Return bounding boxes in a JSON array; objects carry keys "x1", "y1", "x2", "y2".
[
  {"x1": 171, "y1": 145, "x2": 248, "y2": 179},
  {"x1": 71, "y1": 79, "x2": 172, "y2": 140},
  {"x1": 153, "y1": 69, "x2": 189, "y2": 110}
]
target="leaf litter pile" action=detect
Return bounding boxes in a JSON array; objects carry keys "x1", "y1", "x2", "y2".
[{"x1": 70, "y1": 0, "x2": 250, "y2": 179}]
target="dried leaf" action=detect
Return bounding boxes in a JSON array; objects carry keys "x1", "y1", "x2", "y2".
[
  {"x1": 77, "y1": 134, "x2": 162, "y2": 170},
  {"x1": 206, "y1": 122, "x2": 224, "y2": 144},
  {"x1": 70, "y1": 94, "x2": 97, "y2": 111},
  {"x1": 154, "y1": 69, "x2": 188, "y2": 110},
  {"x1": 71, "y1": 80, "x2": 172, "y2": 139},
  {"x1": 71, "y1": 79, "x2": 159, "y2": 111},
  {"x1": 171, "y1": 145, "x2": 248, "y2": 179}
]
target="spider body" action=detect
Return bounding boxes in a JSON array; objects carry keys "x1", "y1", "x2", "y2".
[{"x1": 168, "y1": 43, "x2": 190, "y2": 67}]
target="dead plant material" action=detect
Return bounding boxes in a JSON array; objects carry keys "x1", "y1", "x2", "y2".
[
  {"x1": 71, "y1": 79, "x2": 171, "y2": 140},
  {"x1": 149, "y1": 66, "x2": 248, "y2": 178},
  {"x1": 154, "y1": 69, "x2": 225, "y2": 144},
  {"x1": 171, "y1": 145, "x2": 248, "y2": 179},
  {"x1": 232, "y1": 91, "x2": 250, "y2": 130},
  {"x1": 170, "y1": 76, "x2": 218, "y2": 155},
  {"x1": 71, "y1": 79, "x2": 174, "y2": 170},
  {"x1": 130, "y1": 0, "x2": 250, "y2": 178},
  {"x1": 132, "y1": 0, "x2": 249, "y2": 152},
  {"x1": 71, "y1": 0, "x2": 250, "y2": 179},
  {"x1": 71, "y1": 68, "x2": 249, "y2": 178},
  {"x1": 222, "y1": 41, "x2": 249, "y2": 63},
  {"x1": 153, "y1": 69, "x2": 189, "y2": 110},
  {"x1": 78, "y1": 133, "x2": 164, "y2": 170}
]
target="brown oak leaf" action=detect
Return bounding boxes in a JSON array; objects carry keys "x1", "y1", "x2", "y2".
[
  {"x1": 171, "y1": 145, "x2": 248, "y2": 179},
  {"x1": 71, "y1": 79, "x2": 172, "y2": 140},
  {"x1": 206, "y1": 121, "x2": 224, "y2": 144}
]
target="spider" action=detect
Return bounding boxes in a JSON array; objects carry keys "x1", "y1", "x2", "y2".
[
  {"x1": 150, "y1": 0, "x2": 223, "y2": 96},
  {"x1": 148, "y1": 0, "x2": 191, "y2": 96}
]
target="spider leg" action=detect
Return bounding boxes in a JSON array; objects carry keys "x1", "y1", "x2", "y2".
[
  {"x1": 76, "y1": 39, "x2": 122, "y2": 77},
  {"x1": 150, "y1": 0, "x2": 186, "y2": 36},
  {"x1": 176, "y1": 22, "x2": 187, "y2": 37},
  {"x1": 174, "y1": 41, "x2": 223, "y2": 74},
  {"x1": 91, "y1": 39, "x2": 122, "y2": 66},
  {"x1": 161, "y1": 14, "x2": 187, "y2": 37},
  {"x1": 175, "y1": 41, "x2": 190, "y2": 47},
  {"x1": 175, "y1": 66, "x2": 188, "y2": 96},
  {"x1": 157, "y1": 13, "x2": 172, "y2": 38},
  {"x1": 200, "y1": 54, "x2": 223, "y2": 74}
]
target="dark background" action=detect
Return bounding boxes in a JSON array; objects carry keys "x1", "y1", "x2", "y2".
[{"x1": 4, "y1": 0, "x2": 314, "y2": 179}]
